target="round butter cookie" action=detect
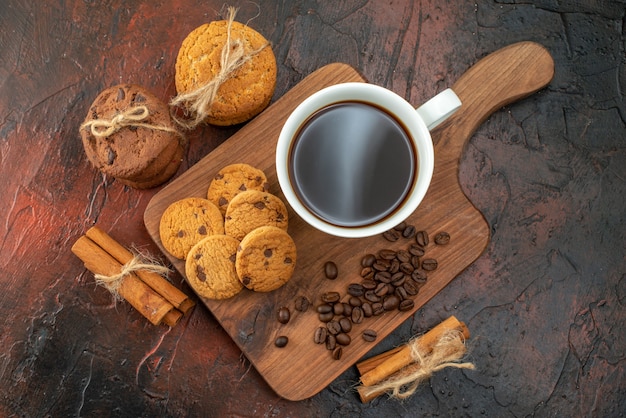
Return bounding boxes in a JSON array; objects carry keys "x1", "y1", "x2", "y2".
[
  {"x1": 207, "y1": 163, "x2": 268, "y2": 214},
  {"x1": 186, "y1": 235, "x2": 243, "y2": 300},
  {"x1": 225, "y1": 190, "x2": 288, "y2": 241},
  {"x1": 159, "y1": 197, "x2": 224, "y2": 260},
  {"x1": 236, "y1": 226, "x2": 297, "y2": 292},
  {"x1": 174, "y1": 19, "x2": 276, "y2": 126},
  {"x1": 80, "y1": 84, "x2": 185, "y2": 189}
]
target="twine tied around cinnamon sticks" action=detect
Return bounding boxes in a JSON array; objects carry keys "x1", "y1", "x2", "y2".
[
  {"x1": 80, "y1": 105, "x2": 181, "y2": 138},
  {"x1": 356, "y1": 316, "x2": 475, "y2": 402},
  {"x1": 169, "y1": 6, "x2": 271, "y2": 129},
  {"x1": 93, "y1": 251, "x2": 171, "y2": 302},
  {"x1": 72, "y1": 226, "x2": 195, "y2": 327}
]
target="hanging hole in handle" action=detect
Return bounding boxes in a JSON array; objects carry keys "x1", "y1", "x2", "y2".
[{"x1": 416, "y1": 88, "x2": 462, "y2": 131}]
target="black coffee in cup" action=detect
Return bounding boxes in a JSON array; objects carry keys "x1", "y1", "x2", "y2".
[{"x1": 288, "y1": 101, "x2": 417, "y2": 227}]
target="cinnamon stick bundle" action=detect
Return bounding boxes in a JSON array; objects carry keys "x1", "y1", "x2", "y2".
[
  {"x1": 356, "y1": 315, "x2": 472, "y2": 402},
  {"x1": 72, "y1": 226, "x2": 195, "y2": 326}
]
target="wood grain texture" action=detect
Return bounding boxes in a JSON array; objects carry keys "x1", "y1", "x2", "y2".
[{"x1": 144, "y1": 42, "x2": 554, "y2": 400}]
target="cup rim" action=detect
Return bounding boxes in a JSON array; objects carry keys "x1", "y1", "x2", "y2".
[{"x1": 276, "y1": 82, "x2": 435, "y2": 238}]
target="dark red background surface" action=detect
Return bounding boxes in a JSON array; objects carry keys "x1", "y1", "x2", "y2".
[{"x1": 1, "y1": 1, "x2": 624, "y2": 416}]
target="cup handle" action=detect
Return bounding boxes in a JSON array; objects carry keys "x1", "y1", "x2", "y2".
[{"x1": 416, "y1": 88, "x2": 462, "y2": 130}]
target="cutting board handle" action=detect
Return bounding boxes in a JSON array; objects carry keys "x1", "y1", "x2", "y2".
[{"x1": 437, "y1": 41, "x2": 555, "y2": 159}]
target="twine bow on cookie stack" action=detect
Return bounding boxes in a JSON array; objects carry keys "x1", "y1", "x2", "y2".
[{"x1": 80, "y1": 105, "x2": 181, "y2": 138}]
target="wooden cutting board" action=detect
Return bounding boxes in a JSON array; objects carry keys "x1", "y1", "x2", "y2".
[{"x1": 144, "y1": 41, "x2": 554, "y2": 400}]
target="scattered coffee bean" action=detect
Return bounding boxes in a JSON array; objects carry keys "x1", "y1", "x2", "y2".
[
  {"x1": 399, "y1": 299, "x2": 415, "y2": 311},
  {"x1": 332, "y1": 346, "x2": 343, "y2": 360},
  {"x1": 402, "y1": 225, "x2": 416, "y2": 238},
  {"x1": 277, "y1": 307, "x2": 290, "y2": 324},
  {"x1": 361, "y1": 254, "x2": 376, "y2": 267},
  {"x1": 321, "y1": 291, "x2": 340, "y2": 303},
  {"x1": 349, "y1": 296, "x2": 362, "y2": 307},
  {"x1": 327, "y1": 320, "x2": 341, "y2": 335},
  {"x1": 295, "y1": 295, "x2": 310, "y2": 312},
  {"x1": 415, "y1": 230, "x2": 429, "y2": 247},
  {"x1": 375, "y1": 271, "x2": 392, "y2": 283},
  {"x1": 396, "y1": 249, "x2": 411, "y2": 263},
  {"x1": 314, "y1": 326, "x2": 328, "y2": 344},
  {"x1": 347, "y1": 283, "x2": 364, "y2": 297},
  {"x1": 326, "y1": 334, "x2": 337, "y2": 350},
  {"x1": 379, "y1": 249, "x2": 396, "y2": 260},
  {"x1": 412, "y1": 270, "x2": 427, "y2": 283},
  {"x1": 362, "y1": 279, "x2": 377, "y2": 290},
  {"x1": 383, "y1": 294, "x2": 400, "y2": 311},
  {"x1": 333, "y1": 302, "x2": 345, "y2": 316},
  {"x1": 318, "y1": 311, "x2": 334, "y2": 322},
  {"x1": 434, "y1": 231, "x2": 451, "y2": 245},
  {"x1": 364, "y1": 290, "x2": 381, "y2": 303},
  {"x1": 317, "y1": 304, "x2": 332, "y2": 314},
  {"x1": 360, "y1": 267, "x2": 375, "y2": 280},
  {"x1": 274, "y1": 336, "x2": 288, "y2": 348},
  {"x1": 361, "y1": 302, "x2": 373, "y2": 317},
  {"x1": 336, "y1": 333, "x2": 352, "y2": 346},
  {"x1": 422, "y1": 258, "x2": 438, "y2": 271},
  {"x1": 403, "y1": 279, "x2": 419, "y2": 296},
  {"x1": 324, "y1": 261, "x2": 338, "y2": 280},
  {"x1": 408, "y1": 244, "x2": 425, "y2": 257},
  {"x1": 374, "y1": 282, "x2": 389, "y2": 297},
  {"x1": 351, "y1": 306, "x2": 364, "y2": 324},
  {"x1": 393, "y1": 221, "x2": 407, "y2": 231},
  {"x1": 372, "y1": 302, "x2": 385, "y2": 316},
  {"x1": 339, "y1": 317, "x2": 352, "y2": 333},
  {"x1": 342, "y1": 303, "x2": 353, "y2": 317},
  {"x1": 383, "y1": 229, "x2": 400, "y2": 242},
  {"x1": 362, "y1": 329, "x2": 378, "y2": 342},
  {"x1": 395, "y1": 285, "x2": 408, "y2": 300},
  {"x1": 399, "y1": 262, "x2": 414, "y2": 274}
]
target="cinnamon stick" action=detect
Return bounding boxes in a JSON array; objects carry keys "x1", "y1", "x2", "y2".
[
  {"x1": 358, "y1": 316, "x2": 469, "y2": 388},
  {"x1": 72, "y1": 235, "x2": 180, "y2": 326},
  {"x1": 85, "y1": 226, "x2": 195, "y2": 314}
]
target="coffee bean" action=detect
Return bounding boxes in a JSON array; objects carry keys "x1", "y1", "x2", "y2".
[
  {"x1": 351, "y1": 306, "x2": 364, "y2": 324},
  {"x1": 364, "y1": 290, "x2": 381, "y2": 303},
  {"x1": 318, "y1": 311, "x2": 334, "y2": 322},
  {"x1": 274, "y1": 336, "x2": 288, "y2": 348},
  {"x1": 402, "y1": 225, "x2": 416, "y2": 238},
  {"x1": 349, "y1": 296, "x2": 362, "y2": 307},
  {"x1": 326, "y1": 334, "x2": 336, "y2": 350},
  {"x1": 347, "y1": 283, "x2": 364, "y2": 297},
  {"x1": 408, "y1": 244, "x2": 425, "y2": 257},
  {"x1": 317, "y1": 304, "x2": 333, "y2": 314},
  {"x1": 415, "y1": 230, "x2": 429, "y2": 247},
  {"x1": 372, "y1": 260, "x2": 390, "y2": 271},
  {"x1": 361, "y1": 279, "x2": 377, "y2": 290},
  {"x1": 374, "y1": 282, "x2": 389, "y2": 297},
  {"x1": 336, "y1": 333, "x2": 352, "y2": 346},
  {"x1": 403, "y1": 280, "x2": 419, "y2": 296},
  {"x1": 434, "y1": 231, "x2": 450, "y2": 245},
  {"x1": 422, "y1": 258, "x2": 438, "y2": 271},
  {"x1": 378, "y1": 249, "x2": 397, "y2": 260},
  {"x1": 361, "y1": 254, "x2": 376, "y2": 267},
  {"x1": 360, "y1": 267, "x2": 375, "y2": 280},
  {"x1": 372, "y1": 302, "x2": 384, "y2": 316},
  {"x1": 277, "y1": 307, "x2": 290, "y2": 324},
  {"x1": 410, "y1": 255, "x2": 421, "y2": 269},
  {"x1": 388, "y1": 259, "x2": 400, "y2": 274},
  {"x1": 342, "y1": 303, "x2": 353, "y2": 317},
  {"x1": 375, "y1": 271, "x2": 392, "y2": 283},
  {"x1": 399, "y1": 299, "x2": 415, "y2": 311},
  {"x1": 396, "y1": 249, "x2": 411, "y2": 263},
  {"x1": 362, "y1": 329, "x2": 378, "y2": 342},
  {"x1": 383, "y1": 294, "x2": 400, "y2": 311},
  {"x1": 400, "y1": 262, "x2": 414, "y2": 274},
  {"x1": 324, "y1": 261, "x2": 338, "y2": 280},
  {"x1": 295, "y1": 295, "x2": 310, "y2": 312},
  {"x1": 361, "y1": 302, "x2": 373, "y2": 317},
  {"x1": 395, "y1": 286, "x2": 408, "y2": 300},
  {"x1": 332, "y1": 346, "x2": 343, "y2": 360},
  {"x1": 333, "y1": 302, "x2": 345, "y2": 316},
  {"x1": 383, "y1": 229, "x2": 400, "y2": 242},
  {"x1": 314, "y1": 327, "x2": 328, "y2": 344},
  {"x1": 391, "y1": 272, "x2": 406, "y2": 287},
  {"x1": 321, "y1": 291, "x2": 341, "y2": 303},
  {"x1": 339, "y1": 317, "x2": 352, "y2": 333},
  {"x1": 412, "y1": 270, "x2": 428, "y2": 283},
  {"x1": 327, "y1": 320, "x2": 341, "y2": 335},
  {"x1": 393, "y1": 221, "x2": 407, "y2": 231}
]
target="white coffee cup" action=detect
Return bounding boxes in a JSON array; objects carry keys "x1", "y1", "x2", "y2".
[{"x1": 276, "y1": 83, "x2": 461, "y2": 238}]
